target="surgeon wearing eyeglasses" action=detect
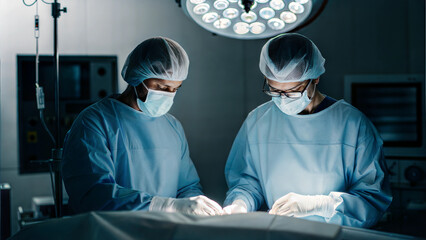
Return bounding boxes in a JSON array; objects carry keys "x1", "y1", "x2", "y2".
[
  {"x1": 62, "y1": 37, "x2": 223, "y2": 216},
  {"x1": 223, "y1": 33, "x2": 392, "y2": 228}
]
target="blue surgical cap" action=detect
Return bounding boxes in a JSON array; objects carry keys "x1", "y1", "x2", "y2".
[
  {"x1": 121, "y1": 37, "x2": 190, "y2": 86},
  {"x1": 259, "y1": 33, "x2": 325, "y2": 83}
]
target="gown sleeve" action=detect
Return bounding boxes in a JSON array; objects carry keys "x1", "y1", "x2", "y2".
[
  {"x1": 322, "y1": 118, "x2": 393, "y2": 228},
  {"x1": 62, "y1": 114, "x2": 152, "y2": 213},
  {"x1": 174, "y1": 121, "x2": 204, "y2": 198},
  {"x1": 223, "y1": 121, "x2": 265, "y2": 211}
]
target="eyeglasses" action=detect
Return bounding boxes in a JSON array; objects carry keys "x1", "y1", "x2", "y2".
[{"x1": 262, "y1": 78, "x2": 312, "y2": 99}]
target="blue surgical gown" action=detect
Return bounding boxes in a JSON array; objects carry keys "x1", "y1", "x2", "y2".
[
  {"x1": 62, "y1": 96, "x2": 203, "y2": 213},
  {"x1": 224, "y1": 100, "x2": 392, "y2": 228}
]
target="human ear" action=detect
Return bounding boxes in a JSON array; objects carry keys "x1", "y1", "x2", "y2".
[{"x1": 314, "y1": 77, "x2": 320, "y2": 85}]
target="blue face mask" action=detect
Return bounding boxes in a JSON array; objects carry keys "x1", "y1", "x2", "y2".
[
  {"x1": 273, "y1": 81, "x2": 316, "y2": 116},
  {"x1": 134, "y1": 82, "x2": 176, "y2": 117}
]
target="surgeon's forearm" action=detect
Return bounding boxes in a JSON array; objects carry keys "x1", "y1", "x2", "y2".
[
  {"x1": 224, "y1": 190, "x2": 261, "y2": 212},
  {"x1": 325, "y1": 192, "x2": 390, "y2": 228},
  {"x1": 73, "y1": 183, "x2": 152, "y2": 213},
  {"x1": 176, "y1": 182, "x2": 204, "y2": 198}
]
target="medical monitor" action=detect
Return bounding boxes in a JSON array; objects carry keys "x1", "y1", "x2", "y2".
[{"x1": 344, "y1": 74, "x2": 426, "y2": 158}]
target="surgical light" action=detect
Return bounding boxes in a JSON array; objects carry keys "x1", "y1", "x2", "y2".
[
  {"x1": 234, "y1": 22, "x2": 250, "y2": 34},
  {"x1": 250, "y1": 22, "x2": 266, "y2": 34},
  {"x1": 223, "y1": 8, "x2": 240, "y2": 18},
  {"x1": 193, "y1": 3, "x2": 210, "y2": 14},
  {"x1": 241, "y1": 11, "x2": 257, "y2": 23},
  {"x1": 268, "y1": 18, "x2": 285, "y2": 30},
  {"x1": 214, "y1": 0, "x2": 229, "y2": 10},
  {"x1": 190, "y1": 0, "x2": 206, "y2": 3},
  {"x1": 289, "y1": 2, "x2": 304, "y2": 14},
  {"x1": 203, "y1": 12, "x2": 219, "y2": 23},
  {"x1": 259, "y1": 7, "x2": 275, "y2": 19},
  {"x1": 179, "y1": 0, "x2": 327, "y2": 40},
  {"x1": 269, "y1": 0, "x2": 285, "y2": 10},
  {"x1": 280, "y1": 11, "x2": 297, "y2": 23},
  {"x1": 214, "y1": 18, "x2": 232, "y2": 28}
]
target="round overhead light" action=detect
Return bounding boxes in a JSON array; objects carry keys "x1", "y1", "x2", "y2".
[
  {"x1": 233, "y1": 22, "x2": 250, "y2": 34},
  {"x1": 202, "y1": 12, "x2": 219, "y2": 23},
  {"x1": 214, "y1": 0, "x2": 229, "y2": 10},
  {"x1": 250, "y1": 22, "x2": 266, "y2": 34},
  {"x1": 259, "y1": 7, "x2": 275, "y2": 20},
  {"x1": 214, "y1": 18, "x2": 232, "y2": 29},
  {"x1": 223, "y1": 8, "x2": 239, "y2": 19},
  {"x1": 269, "y1": 0, "x2": 284, "y2": 11},
  {"x1": 190, "y1": 0, "x2": 206, "y2": 4},
  {"x1": 180, "y1": 0, "x2": 325, "y2": 40},
  {"x1": 295, "y1": 0, "x2": 309, "y2": 4},
  {"x1": 280, "y1": 11, "x2": 297, "y2": 23},
  {"x1": 193, "y1": 3, "x2": 210, "y2": 15},
  {"x1": 267, "y1": 18, "x2": 285, "y2": 30},
  {"x1": 241, "y1": 11, "x2": 257, "y2": 23},
  {"x1": 289, "y1": 2, "x2": 305, "y2": 14}
]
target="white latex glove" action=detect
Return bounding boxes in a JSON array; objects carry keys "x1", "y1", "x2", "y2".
[
  {"x1": 149, "y1": 195, "x2": 223, "y2": 216},
  {"x1": 223, "y1": 199, "x2": 248, "y2": 215},
  {"x1": 269, "y1": 192, "x2": 334, "y2": 218}
]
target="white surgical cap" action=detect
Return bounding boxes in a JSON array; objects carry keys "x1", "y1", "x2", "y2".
[
  {"x1": 121, "y1": 37, "x2": 190, "y2": 86},
  {"x1": 259, "y1": 33, "x2": 325, "y2": 83}
]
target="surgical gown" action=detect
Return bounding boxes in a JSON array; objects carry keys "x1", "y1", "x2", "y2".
[
  {"x1": 62, "y1": 96, "x2": 203, "y2": 213},
  {"x1": 224, "y1": 100, "x2": 392, "y2": 228}
]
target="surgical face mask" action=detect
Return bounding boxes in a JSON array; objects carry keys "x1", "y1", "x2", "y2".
[
  {"x1": 273, "y1": 81, "x2": 316, "y2": 116},
  {"x1": 134, "y1": 82, "x2": 176, "y2": 117}
]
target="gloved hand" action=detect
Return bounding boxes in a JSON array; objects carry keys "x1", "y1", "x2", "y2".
[
  {"x1": 223, "y1": 199, "x2": 248, "y2": 215},
  {"x1": 269, "y1": 192, "x2": 334, "y2": 218},
  {"x1": 149, "y1": 195, "x2": 223, "y2": 216}
]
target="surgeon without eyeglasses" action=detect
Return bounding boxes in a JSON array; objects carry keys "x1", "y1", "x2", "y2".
[{"x1": 62, "y1": 37, "x2": 223, "y2": 216}]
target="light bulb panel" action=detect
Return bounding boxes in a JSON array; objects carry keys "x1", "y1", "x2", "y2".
[{"x1": 181, "y1": 0, "x2": 316, "y2": 39}]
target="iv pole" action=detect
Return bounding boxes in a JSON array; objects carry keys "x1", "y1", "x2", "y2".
[{"x1": 51, "y1": 0, "x2": 66, "y2": 218}]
